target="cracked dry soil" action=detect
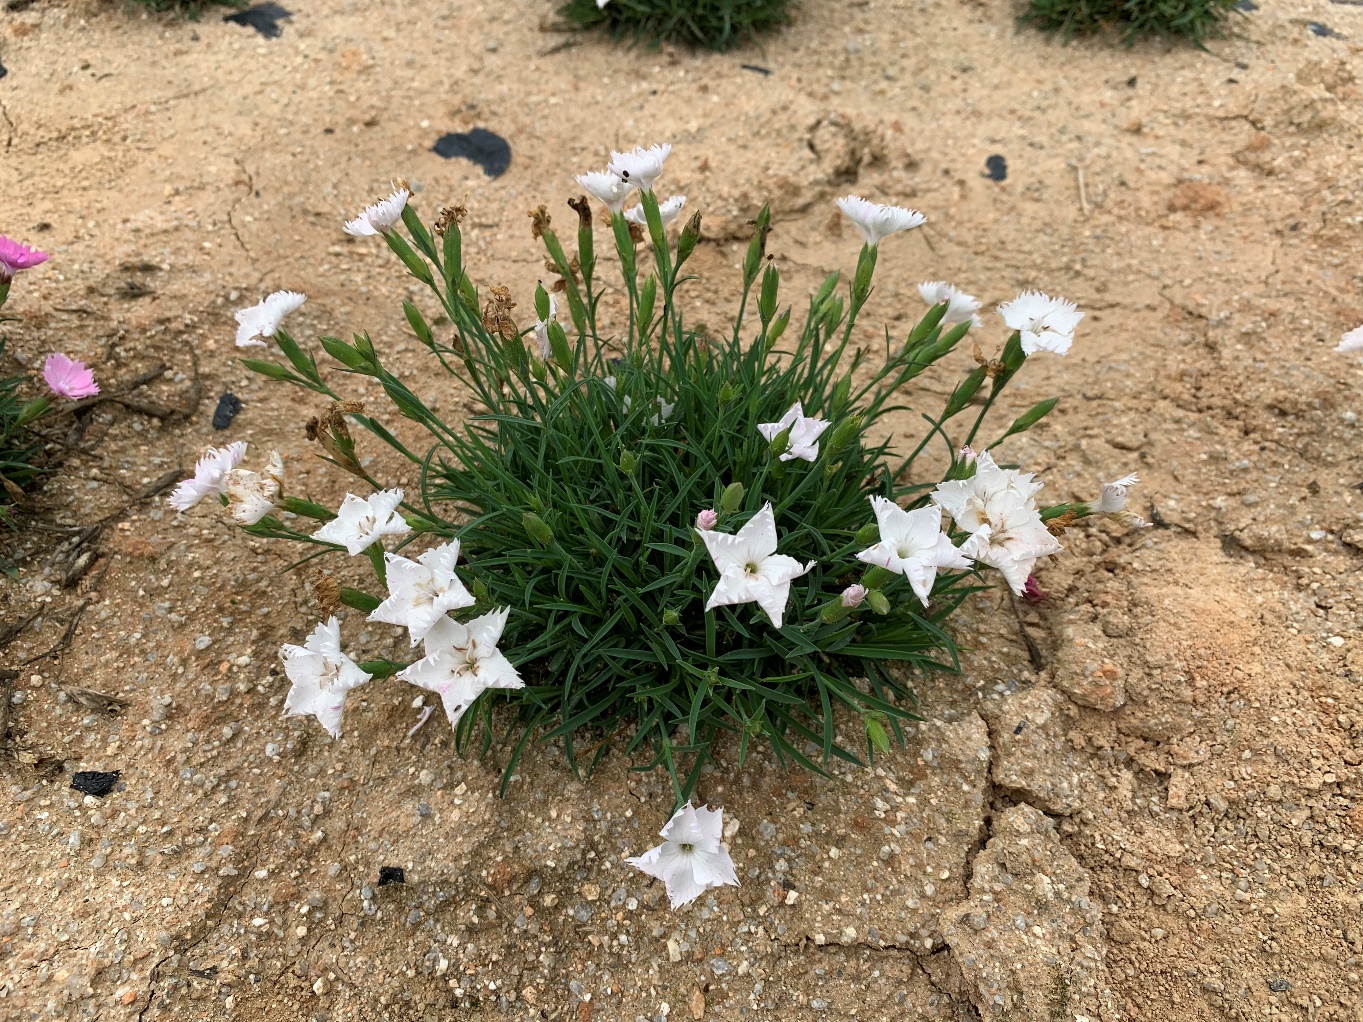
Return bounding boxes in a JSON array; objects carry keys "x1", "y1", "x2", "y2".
[{"x1": 3, "y1": 0, "x2": 1363, "y2": 1018}]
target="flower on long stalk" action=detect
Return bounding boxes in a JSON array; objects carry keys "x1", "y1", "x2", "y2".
[
  {"x1": 368, "y1": 541, "x2": 477, "y2": 646},
  {"x1": 235, "y1": 291, "x2": 307, "y2": 348},
  {"x1": 855, "y1": 497, "x2": 971, "y2": 605},
  {"x1": 625, "y1": 195, "x2": 686, "y2": 227},
  {"x1": 343, "y1": 188, "x2": 410, "y2": 236},
  {"x1": 997, "y1": 290, "x2": 1082, "y2": 356},
  {"x1": 225, "y1": 451, "x2": 284, "y2": 525},
  {"x1": 42, "y1": 353, "x2": 100, "y2": 400},
  {"x1": 575, "y1": 171, "x2": 630, "y2": 213},
  {"x1": 0, "y1": 236, "x2": 47, "y2": 282},
  {"x1": 757, "y1": 401, "x2": 830, "y2": 463},
  {"x1": 626, "y1": 803, "x2": 739, "y2": 910},
  {"x1": 397, "y1": 609, "x2": 524, "y2": 729},
  {"x1": 168, "y1": 441, "x2": 248, "y2": 512},
  {"x1": 700, "y1": 502, "x2": 813, "y2": 628},
  {"x1": 917, "y1": 281, "x2": 983, "y2": 328},
  {"x1": 836, "y1": 195, "x2": 925, "y2": 247},
  {"x1": 313, "y1": 489, "x2": 410, "y2": 555},
  {"x1": 281, "y1": 617, "x2": 372, "y2": 738},
  {"x1": 607, "y1": 144, "x2": 672, "y2": 192},
  {"x1": 932, "y1": 452, "x2": 1060, "y2": 595}
]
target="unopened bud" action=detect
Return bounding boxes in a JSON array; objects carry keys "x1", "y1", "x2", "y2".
[
  {"x1": 865, "y1": 589, "x2": 891, "y2": 615},
  {"x1": 718, "y1": 381, "x2": 736, "y2": 405},
  {"x1": 662, "y1": 608, "x2": 681, "y2": 627},
  {"x1": 695, "y1": 508, "x2": 718, "y2": 531},
  {"x1": 841, "y1": 584, "x2": 867, "y2": 609},
  {"x1": 720, "y1": 481, "x2": 745, "y2": 513},
  {"x1": 854, "y1": 522, "x2": 881, "y2": 546},
  {"x1": 677, "y1": 211, "x2": 702, "y2": 265},
  {"x1": 767, "y1": 425, "x2": 792, "y2": 459},
  {"x1": 522, "y1": 512, "x2": 555, "y2": 548},
  {"x1": 767, "y1": 307, "x2": 791, "y2": 345},
  {"x1": 824, "y1": 414, "x2": 862, "y2": 457},
  {"x1": 618, "y1": 450, "x2": 638, "y2": 474}
]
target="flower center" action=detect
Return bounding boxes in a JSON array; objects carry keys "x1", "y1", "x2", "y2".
[
  {"x1": 678, "y1": 842, "x2": 694, "y2": 854},
  {"x1": 744, "y1": 562, "x2": 759, "y2": 576}
]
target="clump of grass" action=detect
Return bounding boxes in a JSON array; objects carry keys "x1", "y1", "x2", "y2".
[
  {"x1": 558, "y1": 0, "x2": 794, "y2": 51},
  {"x1": 120, "y1": 0, "x2": 245, "y2": 16},
  {"x1": 1022, "y1": 0, "x2": 1241, "y2": 45}
]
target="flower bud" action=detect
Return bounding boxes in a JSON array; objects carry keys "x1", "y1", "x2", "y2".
[
  {"x1": 852, "y1": 243, "x2": 878, "y2": 299},
  {"x1": 403, "y1": 301, "x2": 435, "y2": 350},
  {"x1": 522, "y1": 512, "x2": 555, "y2": 548},
  {"x1": 618, "y1": 449, "x2": 638, "y2": 474},
  {"x1": 766, "y1": 307, "x2": 791, "y2": 344},
  {"x1": 865, "y1": 589, "x2": 891, "y2": 615},
  {"x1": 695, "y1": 508, "x2": 718, "y2": 531},
  {"x1": 662, "y1": 608, "x2": 681, "y2": 627},
  {"x1": 841, "y1": 584, "x2": 867, "y2": 609},
  {"x1": 854, "y1": 522, "x2": 881, "y2": 546},
  {"x1": 638, "y1": 275, "x2": 657, "y2": 331},
  {"x1": 720, "y1": 481, "x2": 745, "y2": 513},
  {"x1": 758, "y1": 264, "x2": 779, "y2": 325},
  {"x1": 549, "y1": 322, "x2": 573, "y2": 373},
  {"x1": 534, "y1": 282, "x2": 551, "y2": 322},
  {"x1": 472, "y1": 577, "x2": 489, "y2": 600},
  {"x1": 767, "y1": 425, "x2": 792, "y2": 459},
  {"x1": 717, "y1": 381, "x2": 736, "y2": 405},
  {"x1": 824, "y1": 414, "x2": 862, "y2": 458},
  {"x1": 15, "y1": 396, "x2": 52, "y2": 425},
  {"x1": 677, "y1": 211, "x2": 702, "y2": 266},
  {"x1": 958, "y1": 445, "x2": 978, "y2": 466}
]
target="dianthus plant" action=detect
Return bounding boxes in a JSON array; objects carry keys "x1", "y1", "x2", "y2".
[{"x1": 210, "y1": 146, "x2": 1140, "y2": 802}]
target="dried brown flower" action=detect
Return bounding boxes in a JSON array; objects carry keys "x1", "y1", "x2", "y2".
[
  {"x1": 1045, "y1": 510, "x2": 1078, "y2": 537},
  {"x1": 311, "y1": 570, "x2": 343, "y2": 619},
  {"x1": 567, "y1": 195, "x2": 592, "y2": 231},
  {"x1": 528, "y1": 205, "x2": 552, "y2": 240},
  {"x1": 434, "y1": 202, "x2": 468, "y2": 237},
  {"x1": 482, "y1": 285, "x2": 518, "y2": 340}
]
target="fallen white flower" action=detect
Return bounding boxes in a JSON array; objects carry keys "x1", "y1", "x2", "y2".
[
  {"x1": 757, "y1": 400, "x2": 831, "y2": 463},
  {"x1": 917, "y1": 281, "x2": 983, "y2": 328},
  {"x1": 997, "y1": 290, "x2": 1083, "y2": 356},
  {"x1": 168, "y1": 441, "x2": 247, "y2": 512},
  {"x1": 836, "y1": 195, "x2": 925, "y2": 247},
  {"x1": 343, "y1": 188, "x2": 410, "y2": 237},
  {"x1": 607, "y1": 144, "x2": 672, "y2": 192},
  {"x1": 624, "y1": 194, "x2": 686, "y2": 228},
  {"x1": 625, "y1": 803, "x2": 739, "y2": 910},
  {"x1": 1337, "y1": 325, "x2": 1363, "y2": 353},
  {"x1": 856, "y1": 497, "x2": 971, "y2": 605},
  {"x1": 235, "y1": 291, "x2": 306, "y2": 348},
  {"x1": 281, "y1": 617, "x2": 372, "y2": 738},
  {"x1": 397, "y1": 609, "x2": 524, "y2": 729},
  {"x1": 313, "y1": 489, "x2": 411, "y2": 555},
  {"x1": 225, "y1": 450, "x2": 284, "y2": 525},
  {"x1": 369, "y1": 540, "x2": 478, "y2": 646},
  {"x1": 701, "y1": 502, "x2": 813, "y2": 628}
]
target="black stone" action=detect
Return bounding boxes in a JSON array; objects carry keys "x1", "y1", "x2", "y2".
[
  {"x1": 740, "y1": 64, "x2": 772, "y2": 76},
  {"x1": 983, "y1": 154, "x2": 1008, "y2": 182},
  {"x1": 1307, "y1": 21, "x2": 1341, "y2": 36},
  {"x1": 1235, "y1": 0, "x2": 1257, "y2": 10},
  {"x1": 224, "y1": 3, "x2": 293, "y2": 40},
  {"x1": 0, "y1": 60, "x2": 7, "y2": 82},
  {"x1": 212, "y1": 392, "x2": 243, "y2": 430},
  {"x1": 71, "y1": 770, "x2": 120, "y2": 797},
  {"x1": 377, "y1": 866, "x2": 406, "y2": 886},
  {"x1": 432, "y1": 129, "x2": 512, "y2": 178},
  {"x1": 1268, "y1": 978, "x2": 1291, "y2": 993}
]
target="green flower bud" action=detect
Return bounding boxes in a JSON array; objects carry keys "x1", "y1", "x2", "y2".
[
  {"x1": 319, "y1": 336, "x2": 369, "y2": 371},
  {"x1": 534, "y1": 282, "x2": 551, "y2": 322},
  {"x1": 812, "y1": 271, "x2": 840, "y2": 310},
  {"x1": 662, "y1": 608, "x2": 681, "y2": 627},
  {"x1": 861, "y1": 565, "x2": 895, "y2": 590},
  {"x1": 618, "y1": 449, "x2": 638, "y2": 474},
  {"x1": 824, "y1": 414, "x2": 863, "y2": 458},
  {"x1": 549, "y1": 322, "x2": 573, "y2": 373},
  {"x1": 522, "y1": 512, "x2": 555, "y2": 548},
  {"x1": 677, "y1": 211, "x2": 702, "y2": 265},
  {"x1": 758, "y1": 264, "x2": 779, "y2": 325},
  {"x1": 854, "y1": 522, "x2": 881, "y2": 546},
  {"x1": 720, "y1": 481, "x2": 745, "y2": 513},
  {"x1": 15, "y1": 396, "x2": 52, "y2": 426},
  {"x1": 279, "y1": 496, "x2": 337, "y2": 521},
  {"x1": 767, "y1": 424, "x2": 792, "y2": 459},
  {"x1": 866, "y1": 589, "x2": 891, "y2": 615},
  {"x1": 638, "y1": 275, "x2": 658, "y2": 332},
  {"x1": 766, "y1": 307, "x2": 791, "y2": 345},
  {"x1": 403, "y1": 301, "x2": 435, "y2": 349},
  {"x1": 458, "y1": 274, "x2": 478, "y2": 311},
  {"x1": 718, "y1": 381, "x2": 736, "y2": 405},
  {"x1": 820, "y1": 600, "x2": 852, "y2": 625}
]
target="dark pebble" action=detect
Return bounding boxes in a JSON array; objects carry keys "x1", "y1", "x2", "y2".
[
  {"x1": 1235, "y1": 0, "x2": 1257, "y2": 10},
  {"x1": 983, "y1": 154, "x2": 1008, "y2": 182},
  {"x1": 224, "y1": 3, "x2": 293, "y2": 39},
  {"x1": 212, "y1": 392, "x2": 243, "y2": 430},
  {"x1": 432, "y1": 129, "x2": 512, "y2": 178},
  {"x1": 377, "y1": 866, "x2": 406, "y2": 886},
  {"x1": 1268, "y1": 978, "x2": 1291, "y2": 993},
  {"x1": 1307, "y1": 21, "x2": 1342, "y2": 36},
  {"x1": 0, "y1": 60, "x2": 7, "y2": 82},
  {"x1": 740, "y1": 64, "x2": 772, "y2": 76},
  {"x1": 71, "y1": 770, "x2": 120, "y2": 797}
]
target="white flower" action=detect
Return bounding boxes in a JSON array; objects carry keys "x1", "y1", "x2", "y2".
[
  {"x1": 836, "y1": 195, "x2": 926, "y2": 247},
  {"x1": 235, "y1": 290, "x2": 306, "y2": 348},
  {"x1": 168, "y1": 441, "x2": 247, "y2": 512},
  {"x1": 604, "y1": 375, "x2": 673, "y2": 422},
  {"x1": 932, "y1": 453, "x2": 1060, "y2": 595},
  {"x1": 575, "y1": 171, "x2": 631, "y2": 214},
  {"x1": 700, "y1": 502, "x2": 813, "y2": 628},
  {"x1": 281, "y1": 617, "x2": 372, "y2": 738},
  {"x1": 607, "y1": 144, "x2": 672, "y2": 192},
  {"x1": 368, "y1": 541, "x2": 477, "y2": 646},
  {"x1": 343, "y1": 188, "x2": 410, "y2": 237},
  {"x1": 596, "y1": 0, "x2": 610, "y2": 7},
  {"x1": 225, "y1": 451, "x2": 284, "y2": 525},
  {"x1": 1091, "y1": 473, "x2": 1138, "y2": 515},
  {"x1": 313, "y1": 489, "x2": 411, "y2": 555},
  {"x1": 397, "y1": 609, "x2": 523, "y2": 729},
  {"x1": 841, "y1": 584, "x2": 867, "y2": 608},
  {"x1": 624, "y1": 194, "x2": 686, "y2": 228},
  {"x1": 1337, "y1": 325, "x2": 1363, "y2": 353},
  {"x1": 757, "y1": 401, "x2": 831, "y2": 463},
  {"x1": 532, "y1": 294, "x2": 558, "y2": 359},
  {"x1": 855, "y1": 497, "x2": 971, "y2": 605},
  {"x1": 997, "y1": 290, "x2": 1083, "y2": 357},
  {"x1": 917, "y1": 281, "x2": 983, "y2": 328},
  {"x1": 625, "y1": 803, "x2": 739, "y2": 910}
]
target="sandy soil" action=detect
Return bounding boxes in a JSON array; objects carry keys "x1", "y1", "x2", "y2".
[{"x1": 2, "y1": 0, "x2": 1363, "y2": 1018}]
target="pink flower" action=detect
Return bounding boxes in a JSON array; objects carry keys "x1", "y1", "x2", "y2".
[
  {"x1": 1022, "y1": 575, "x2": 1046, "y2": 603},
  {"x1": 958, "y1": 445, "x2": 978, "y2": 467},
  {"x1": 0, "y1": 236, "x2": 48, "y2": 282},
  {"x1": 42, "y1": 353, "x2": 99, "y2": 400},
  {"x1": 841, "y1": 584, "x2": 867, "y2": 609},
  {"x1": 694, "y1": 508, "x2": 718, "y2": 531}
]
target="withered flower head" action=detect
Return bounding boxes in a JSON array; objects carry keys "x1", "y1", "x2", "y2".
[
  {"x1": 482, "y1": 285, "x2": 518, "y2": 341},
  {"x1": 567, "y1": 195, "x2": 593, "y2": 231},
  {"x1": 310, "y1": 569, "x2": 343, "y2": 619},
  {"x1": 1045, "y1": 509, "x2": 1078, "y2": 537},
  {"x1": 306, "y1": 401, "x2": 366, "y2": 478},
  {"x1": 434, "y1": 202, "x2": 468, "y2": 238},
  {"x1": 528, "y1": 205, "x2": 552, "y2": 240}
]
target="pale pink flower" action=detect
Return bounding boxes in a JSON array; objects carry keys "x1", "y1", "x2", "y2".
[
  {"x1": 695, "y1": 509, "x2": 718, "y2": 531},
  {"x1": 0, "y1": 236, "x2": 48, "y2": 282},
  {"x1": 42, "y1": 353, "x2": 99, "y2": 400},
  {"x1": 841, "y1": 584, "x2": 867, "y2": 609}
]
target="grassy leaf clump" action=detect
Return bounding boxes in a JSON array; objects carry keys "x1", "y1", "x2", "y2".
[
  {"x1": 558, "y1": 0, "x2": 794, "y2": 50},
  {"x1": 1022, "y1": 0, "x2": 1242, "y2": 45}
]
